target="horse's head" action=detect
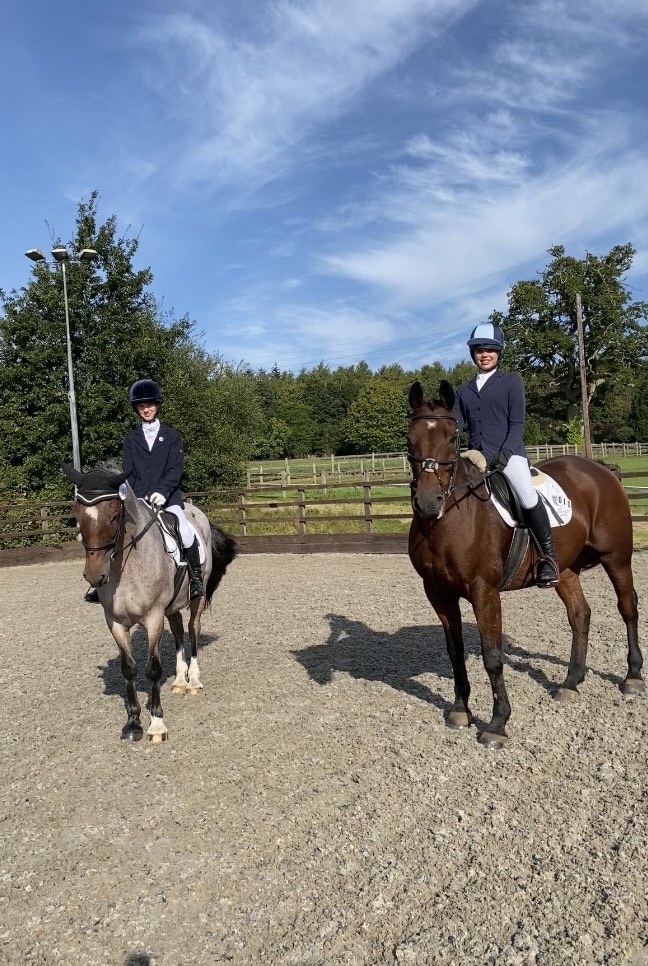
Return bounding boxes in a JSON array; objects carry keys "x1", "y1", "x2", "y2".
[
  {"x1": 61, "y1": 462, "x2": 129, "y2": 588},
  {"x1": 407, "y1": 380, "x2": 459, "y2": 520}
]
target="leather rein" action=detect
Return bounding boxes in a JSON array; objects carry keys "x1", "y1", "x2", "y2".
[{"x1": 407, "y1": 413, "x2": 461, "y2": 500}]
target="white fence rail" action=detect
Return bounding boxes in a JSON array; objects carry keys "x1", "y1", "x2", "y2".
[{"x1": 247, "y1": 443, "x2": 648, "y2": 487}]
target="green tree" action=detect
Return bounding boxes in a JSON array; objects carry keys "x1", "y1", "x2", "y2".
[
  {"x1": 491, "y1": 244, "x2": 648, "y2": 428},
  {"x1": 341, "y1": 380, "x2": 409, "y2": 454},
  {"x1": 628, "y1": 371, "x2": 648, "y2": 442},
  {"x1": 0, "y1": 194, "x2": 259, "y2": 495}
]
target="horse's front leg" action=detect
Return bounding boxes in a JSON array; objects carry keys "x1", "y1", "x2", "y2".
[
  {"x1": 471, "y1": 583, "x2": 510, "y2": 749},
  {"x1": 167, "y1": 611, "x2": 188, "y2": 694},
  {"x1": 142, "y1": 613, "x2": 168, "y2": 743},
  {"x1": 106, "y1": 618, "x2": 143, "y2": 742},
  {"x1": 424, "y1": 581, "x2": 472, "y2": 729},
  {"x1": 186, "y1": 598, "x2": 207, "y2": 695}
]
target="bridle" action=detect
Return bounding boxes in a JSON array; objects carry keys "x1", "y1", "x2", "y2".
[
  {"x1": 407, "y1": 413, "x2": 461, "y2": 500},
  {"x1": 76, "y1": 489, "x2": 159, "y2": 558}
]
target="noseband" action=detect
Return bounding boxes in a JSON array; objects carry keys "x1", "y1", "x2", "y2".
[{"x1": 408, "y1": 413, "x2": 460, "y2": 499}]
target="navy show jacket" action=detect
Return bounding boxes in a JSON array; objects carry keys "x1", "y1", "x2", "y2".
[
  {"x1": 453, "y1": 369, "x2": 528, "y2": 461},
  {"x1": 122, "y1": 422, "x2": 185, "y2": 508}
]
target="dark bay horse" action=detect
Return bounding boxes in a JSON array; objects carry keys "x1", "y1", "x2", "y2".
[
  {"x1": 62, "y1": 464, "x2": 236, "y2": 742},
  {"x1": 407, "y1": 381, "x2": 643, "y2": 749}
]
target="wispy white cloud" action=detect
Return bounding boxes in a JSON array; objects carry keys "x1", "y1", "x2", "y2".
[{"x1": 136, "y1": 0, "x2": 482, "y2": 191}]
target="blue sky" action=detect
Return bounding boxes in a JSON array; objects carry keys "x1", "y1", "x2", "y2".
[{"x1": 2, "y1": 0, "x2": 646, "y2": 373}]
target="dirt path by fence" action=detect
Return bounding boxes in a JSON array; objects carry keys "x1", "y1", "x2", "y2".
[{"x1": 0, "y1": 554, "x2": 646, "y2": 965}]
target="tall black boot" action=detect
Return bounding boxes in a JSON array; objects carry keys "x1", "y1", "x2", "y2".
[
  {"x1": 185, "y1": 538, "x2": 205, "y2": 600},
  {"x1": 84, "y1": 588, "x2": 100, "y2": 603},
  {"x1": 522, "y1": 501, "x2": 560, "y2": 589}
]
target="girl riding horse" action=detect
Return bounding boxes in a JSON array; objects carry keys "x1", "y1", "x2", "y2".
[
  {"x1": 85, "y1": 379, "x2": 204, "y2": 602},
  {"x1": 453, "y1": 323, "x2": 560, "y2": 588}
]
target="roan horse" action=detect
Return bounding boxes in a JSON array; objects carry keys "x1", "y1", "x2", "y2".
[
  {"x1": 62, "y1": 463, "x2": 236, "y2": 742},
  {"x1": 407, "y1": 381, "x2": 644, "y2": 749}
]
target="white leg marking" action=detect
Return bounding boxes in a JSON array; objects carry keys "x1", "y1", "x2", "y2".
[
  {"x1": 186, "y1": 656, "x2": 203, "y2": 695},
  {"x1": 147, "y1": 715, "x2": 168, "y2": 743},
  {"x1": 170, "y1": 653, "x2": 189, "y2": 693}
]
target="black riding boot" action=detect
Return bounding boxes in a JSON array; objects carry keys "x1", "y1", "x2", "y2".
[
  {"x1": 185, "y1": 538, "x2": 205, "y2": 600},
  {"x1": 84, "y1": 588, "x2": 100, "y2": 603},
  {"x1": 523, "y1": 501, "x2": 560, "y2": 589}
]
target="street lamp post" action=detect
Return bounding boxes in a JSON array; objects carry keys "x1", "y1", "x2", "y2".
[{"x1": 25, "y1": 246, "x2": 99, "y2": 472}]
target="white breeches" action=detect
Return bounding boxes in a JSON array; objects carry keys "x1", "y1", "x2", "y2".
[
  {"x1": 502, "y1": 455, "x2": 539, "y2": 509},
  {"x1": 166, "y1": 505, "x2": 195, "y2": 548}
]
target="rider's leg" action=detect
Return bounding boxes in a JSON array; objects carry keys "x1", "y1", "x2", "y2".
[
  {"x1": 167, "y1": 506, "x2": 205, "y2": 599},
  {"x1": 503, "y1": 456, "x2": 560, "y2": 588}
]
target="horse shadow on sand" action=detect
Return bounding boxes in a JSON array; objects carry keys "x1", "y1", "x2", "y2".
[
  {"x1": 292, "y1": 613, "x2": 626, "y2": 718},
  {"x1": 98, "y1": 627, "x2": 219, "y2": 700}
]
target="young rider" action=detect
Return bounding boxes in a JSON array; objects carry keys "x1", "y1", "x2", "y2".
[
  {"x1": 85, "y1": 379, "x2": 204, "y2": 602},
  {"x1": 453, "y1": 323, "x2": 560, "y2": 588}
]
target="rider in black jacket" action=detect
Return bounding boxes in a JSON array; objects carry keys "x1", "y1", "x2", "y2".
[
  {"x1": 454, "y1": 323, "x2": 560, "y2": 588},
  {"x1": 85, "y1": 379, "x2": 205, "y2": 602}
]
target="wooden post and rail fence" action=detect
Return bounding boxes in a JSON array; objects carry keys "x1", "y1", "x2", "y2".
[{"x1": 1, "y1": 468, "x2": 647, "y2": 566}]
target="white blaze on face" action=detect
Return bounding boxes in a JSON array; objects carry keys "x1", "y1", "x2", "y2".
[
  {"x1": 83, "y1": 505, "x2": 99, "y2": 522},
  {"x1": 425, "y1": 420, "x2": 437, "y2": 430}
]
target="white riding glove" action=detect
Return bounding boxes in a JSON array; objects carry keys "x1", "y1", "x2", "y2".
[{"x1": 150, "y1": 492, "x2": 166, "y2": 509}]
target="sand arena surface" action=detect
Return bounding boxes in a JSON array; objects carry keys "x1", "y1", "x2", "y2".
[{"x1": 0, "y1": 553, "x2": 646, "y2": 965}]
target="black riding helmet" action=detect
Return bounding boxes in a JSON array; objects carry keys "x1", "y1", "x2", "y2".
[{"x1": 128, "y1": 379, "x2": 163, "y2": 408}]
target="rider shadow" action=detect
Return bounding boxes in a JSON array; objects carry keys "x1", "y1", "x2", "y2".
[
  {"x1": 292, "y1": 613, "x2": 606, "y2": 713},
  {"x1": 292, "y1": 613, "x2": 489, "y2": 716},
  {"x1": 98, "y1": 626, "x2": 219, "y2": 698}
]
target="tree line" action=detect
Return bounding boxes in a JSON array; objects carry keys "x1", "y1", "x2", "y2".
[{"x1": 1, "y1": 195, "x2": 646, "y2": 499}]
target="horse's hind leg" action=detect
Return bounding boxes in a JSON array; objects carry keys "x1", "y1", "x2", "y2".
[
  {"x1": 599, "y1": 554, "x2": 644, "y2": 696},
  {"x1": 553, "y1": 570, "x2": 591, "y2": 700},
  {"x1": 186, "y1": 599, "x2": 207, "y2": 695},
  {"x1": 424, "y1": 582, "x2": 473, "y2": 730},
  {"x1": 168, "y1": 611, "x2": 188, "y2": 694}
]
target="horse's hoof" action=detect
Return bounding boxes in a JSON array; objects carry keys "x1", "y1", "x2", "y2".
[
  {"x1": 623, "y1": 678, "x2": 645, "y2": 698},
  {"x1": 171, "y1": 683, "x2": 187, "y2": 694},
  {"x1": 121, "y1": 724, "x2": 143, "y2": 742},
  {"x1": 147, "y1": 731, "x2": 168, "y2": 744},
  {"x1": 554, "y1": 687, "x2": 579, "y2": 703},
  {"x1": 478, "y1": 731, "x2": 508, "y2": 750},
  {"x1": 446, "y1": 710, "x2": 472, "y2": 729},
  {"x1": 185, "y1": 686, "x2": 203, "y2": 696}
]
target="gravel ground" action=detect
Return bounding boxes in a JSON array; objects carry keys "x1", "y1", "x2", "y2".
[{"x1": 0, "y1": 553, "x2": 646, "y2": 966}]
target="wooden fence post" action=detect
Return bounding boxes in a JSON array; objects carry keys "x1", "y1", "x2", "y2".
[
  {"x1": 298, "y1": 488, "x2": 306, "y2": 535},
  {"x1": 238, "y1": 492, "x2": 247, "y2": 537},
  {"x1": 40, "y1": 506, "x2": 49, "y2": 535},
  {"x1": 363, "y1": 477, "x2": 373, "y2": 533}
]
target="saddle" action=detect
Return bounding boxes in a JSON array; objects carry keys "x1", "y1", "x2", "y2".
[
  {"x1": 462, "y1": 452, "x2": 567, "y2": 590},
  {"x1": 158, "y1": 510, "x2": 190, "y2": 605},
  {"x1": 485, "y1": 470, "x2": 531, "y2": 589}
]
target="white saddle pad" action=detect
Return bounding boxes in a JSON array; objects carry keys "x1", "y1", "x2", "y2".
[
  {"x1": 158, "y1": 518, "x2": 206, "y2": 566},
  {"x1": 492, "y1": 468, "x2": 573, "y2": 528}
]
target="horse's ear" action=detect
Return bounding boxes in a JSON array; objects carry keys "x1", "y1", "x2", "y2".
[
  {"x1": 409, "y1": 381, "x2": 424, "y2": 413},
  {"x1": 60, "y1": 460, "x2": 84, "y2": 486},
  {"x1": 439, "y1": 380, "x2": 455, "y2": 411}
]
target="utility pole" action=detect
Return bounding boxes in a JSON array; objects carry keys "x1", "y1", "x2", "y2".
[{"x1": 575, "y1": 293, "x2": 593, "y2": 459}]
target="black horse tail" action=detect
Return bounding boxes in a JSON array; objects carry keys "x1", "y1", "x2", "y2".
[{"x1": 204, "y1": 523, "x2": 238, "y2": 607}]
